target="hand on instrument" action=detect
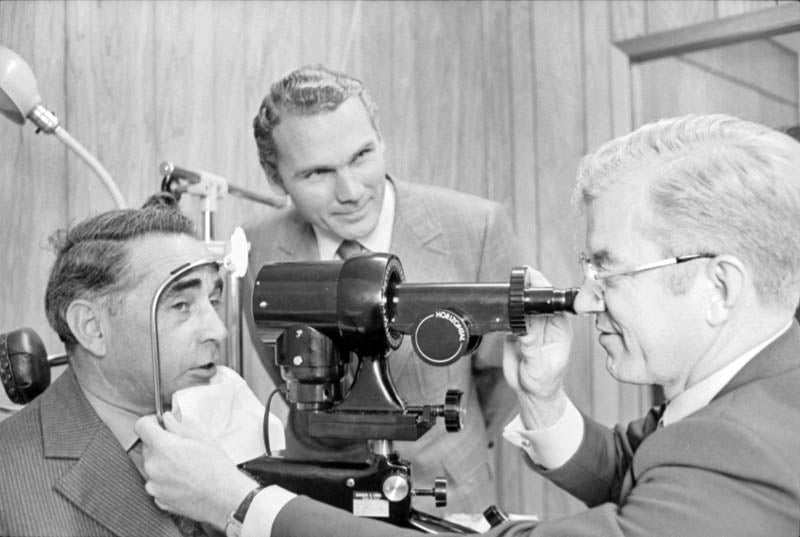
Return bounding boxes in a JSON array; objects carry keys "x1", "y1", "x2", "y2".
[{"x1": 503, "y1": 269, "x2": 573, "y2": 429}]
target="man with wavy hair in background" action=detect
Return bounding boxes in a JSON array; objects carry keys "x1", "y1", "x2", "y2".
[{"x1": 240, "y1": 65, "x2": 529, "y2": 515}]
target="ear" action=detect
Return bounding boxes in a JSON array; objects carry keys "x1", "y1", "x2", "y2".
[
  {"x1": 65, "y1": 299, "x2": 108, "y2": 357},
  {"x1": 704, "y1": 255, "x2": 747, "y2": 325}
]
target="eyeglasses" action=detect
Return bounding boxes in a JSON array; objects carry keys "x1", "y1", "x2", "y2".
[{"x1": 580, "y1": 253, "x2": 715, "y2": 288}]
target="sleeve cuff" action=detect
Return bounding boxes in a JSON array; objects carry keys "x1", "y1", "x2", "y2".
[
  {"x1": 502, "y1": 398, "x2": 584, "y2": 469},
  {"x1": 241, "y1": 485, "x2": 297, "y2": 537}
]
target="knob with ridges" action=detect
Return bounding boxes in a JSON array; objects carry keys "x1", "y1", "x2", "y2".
[{"x1": 508, "y1": 266, "x2": 530, "y2": 335}]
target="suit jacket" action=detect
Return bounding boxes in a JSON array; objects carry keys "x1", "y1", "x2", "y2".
[
  {"x1": 269, "y1": 323, "x2": 800, "y2": 537},
  {"x1": 242, "y1": 178, "x2": 529, "y2": 514},
  {"x1": 0, "y1": 368, "x2": 183, "y2": 537}
]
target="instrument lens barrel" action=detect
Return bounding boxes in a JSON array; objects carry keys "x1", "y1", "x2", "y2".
[{"x1": 523, "y1": 287, "x2": 578, "y2": 314}]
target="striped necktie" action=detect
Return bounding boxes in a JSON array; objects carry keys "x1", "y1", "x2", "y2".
[
  {"x1": 649, "y1": 401, "x2": 668, "y2": 432},
  {"x1": 336, "y1": 240, "x2": 367, "y2": 260},
  {"x1": 642, "y1": 402, "x2": 668, "y2": 437},
  {"x1": 656, "y1": 401, "x2": 668, "y2": 429}
]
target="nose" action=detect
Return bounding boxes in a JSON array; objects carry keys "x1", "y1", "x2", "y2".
[
  {"x1": 334, "y1": 167, "x2": 363, "y2": 202},
  {"x1": 200, "y1": 302, "x2": 228, "y2": 342},
  {"x1": 573, "y1": 280, "x2": 606, "y2": 314}
]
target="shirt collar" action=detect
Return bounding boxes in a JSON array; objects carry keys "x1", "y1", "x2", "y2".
[
  {"x1": 81, "y1": 387, "x2": 141, "y2": 452},
  {"x1": 661, "y1": 320, "x2": 792, "y2": 427},
  {"x1": 313, "y1": 177, "x2": 396, "y2": 260}
]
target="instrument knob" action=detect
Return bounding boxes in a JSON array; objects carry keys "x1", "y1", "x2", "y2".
[
  {"x1": 413, "y1": 477, "x2": 448, "y2": 508},
  {"x1": 508, "y1": 266, "x2": 529, "y2": 335},
  {"x1": 443, "y1": 389, "x2": 464, "y2": 432},
  {"x1": 382, "y1": 473, "x2": 410, "y2": 502},
  {"x1": 483, "y1": 505, "x2": 511, "y2": 527}
]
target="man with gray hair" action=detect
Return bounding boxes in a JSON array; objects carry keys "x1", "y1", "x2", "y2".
[
  {"x1": 138, "y1": 113, "x2": 800, "y2": 536},
  {"x1": 241, "y1": 65, "x2": 528, "y2": 515}
]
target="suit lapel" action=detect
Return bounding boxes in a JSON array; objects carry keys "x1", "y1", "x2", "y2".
[
  {"x1": 389, "y1": 179, "x2": 449, "y2": 280},
  {"x1": 620, "y1": 323, "x2": 800, "y2": 504},
  {"x1": 276, "y1": 210, "x2": 320, "y2": 260},
  {"x1": 716, "y1": 321, "x2": 800, "y2": 400},
  {"x1": 387, "y1": 179, "x2": 450, "y2": 378},
  {"x1": 42, "y1": 370, "x2": 181, "y2": 537}
]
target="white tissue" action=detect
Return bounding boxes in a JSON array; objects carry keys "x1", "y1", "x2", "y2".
[{"x1": 171, "y1": 366, "x2": 285, "y2": 464}]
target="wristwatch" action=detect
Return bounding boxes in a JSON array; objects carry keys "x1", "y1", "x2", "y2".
[{"x1": 225, "y1": 485, "x2": 265, "y2": 537}]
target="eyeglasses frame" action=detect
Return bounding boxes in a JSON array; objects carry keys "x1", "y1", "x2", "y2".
[{"x1": 580, "y1": 253, "x2": 716, "y2": 286}]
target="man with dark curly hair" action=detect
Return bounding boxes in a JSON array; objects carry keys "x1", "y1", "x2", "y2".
[{"x1": 0, "y1": 194, "x2": 228, "y2": 537}]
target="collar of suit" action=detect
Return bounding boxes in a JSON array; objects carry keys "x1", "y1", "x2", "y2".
[{"x1": 40, "y1": 369, "x2": 184, "y2": 536}]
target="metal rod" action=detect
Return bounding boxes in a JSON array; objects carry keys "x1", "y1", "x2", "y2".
[
  {"x1": 228, "y1": 184, "x2": 286, "y2": 208},
  {"x1": 226, "y1": 271, "x2": 243, "y2": 373}
]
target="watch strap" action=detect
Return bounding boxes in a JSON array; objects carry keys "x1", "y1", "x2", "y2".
[
  {"x1": 234, "y1": 485, "x2": 265, "y2": 523},
  {"x1": 225, "y1": 485, "x2": 264, "y2": 537}
]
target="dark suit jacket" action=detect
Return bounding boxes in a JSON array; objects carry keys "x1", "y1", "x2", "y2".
[
  {"x1": 0, "y1": 368, "x2": 183, "y2": 537},
  {"x1": 243, "y1": 178, "x2": 529, "y2": 513},
  {"x1": 269, "y1": 323, "x2": 800, "y2": 537}
]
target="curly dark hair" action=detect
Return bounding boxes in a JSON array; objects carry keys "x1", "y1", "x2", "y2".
[{"x1": 44, "y1": 193, "x2": 195, "y2": 349}]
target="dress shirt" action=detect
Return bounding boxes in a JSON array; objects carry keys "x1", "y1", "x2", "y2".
[
  {"x1": 241, "y1": 486, "x2": 297, "y2": 537},
  {"x1": 502, "y1": 400, "x2": 583, "y2": 469},
  {"x1": 81, "y1": 388, "x2": 143, "y2": 471},
  {"x1": 312, "y1": 177, "x2": 396, "y2": 260},
  {"x1": 503, "y1": 320, "x2": 792, "y2": 469}
]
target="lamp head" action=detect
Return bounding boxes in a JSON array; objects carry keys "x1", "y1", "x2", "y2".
[
  {"x1": 0, "y1": 46, "x2": 43, "y2": 125},
  {"x1": 0, "y1": 45, "x2": 123, "y2": 207}
]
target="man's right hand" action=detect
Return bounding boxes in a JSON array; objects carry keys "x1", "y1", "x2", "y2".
[
  {"x1": 502, "y1": 269, "x2": 573, "y2": 430},
  {"x1": 135, "y1": 412, "x2": 258, "y2": 530}
]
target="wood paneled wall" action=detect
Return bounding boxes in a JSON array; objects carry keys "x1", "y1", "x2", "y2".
[
  {"x1": 638, "y1": 37, "x2": 798, "y2": 125},
  {"x1": 0, "y1": 0, "x2": 789, "y2": 519},
  {"x1": 628, "y1": 1, "x2": 798, "y2": 128}
]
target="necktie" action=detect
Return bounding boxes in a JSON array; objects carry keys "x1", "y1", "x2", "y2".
[
  {"x1": 642, "y1": 402, "x2": 668, "y2": 437},
  {"x1": 336, "y1": 240, "x2": 367, "y2": 260},
  {"x1": 656, "y1": 401, "x2": 668, "y2": 429},
  {"x1": 650, "y1": 402, "x2": 668, "y2": 432},
  {"x1": 335, "y1": 239, "x2": 368, "y2": 387}
]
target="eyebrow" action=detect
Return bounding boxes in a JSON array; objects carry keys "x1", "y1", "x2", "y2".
[
  {"x1": 350, "y1": 141, "x2": 375, "y2": 161},
  {"x1": 163, "y1": 274, "x2": 224, "y2": 298}
]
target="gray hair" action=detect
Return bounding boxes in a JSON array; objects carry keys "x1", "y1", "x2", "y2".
[
  {"x1": 573, "y1": 114, "x2": 800, "y2": 307},
  {"x1": 45, "y1": 193, "x2": 196, "y2": 349},
  {"x1": 252, "y1": 65, "x2": 380, "y2": 188}
]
